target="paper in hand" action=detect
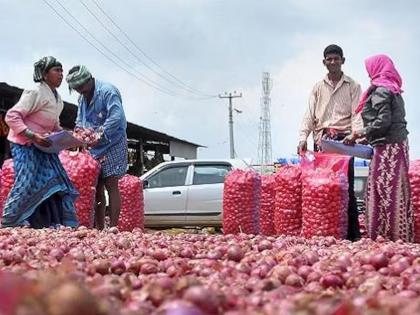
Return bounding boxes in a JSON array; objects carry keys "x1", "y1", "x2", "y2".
[{"x1": 34, "y1": 130, "x2": 85, "y2": 154}]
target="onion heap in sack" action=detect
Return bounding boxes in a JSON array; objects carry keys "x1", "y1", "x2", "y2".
[
  {"x1": 259, "y1": 174, "x2": 276, "y2": 235},
  {"x1": 117, "y1": 174, "x2": 144, "y2": 231},
  {"x1": 0, "y1": 159, "x2": 14, "y2": 217},
  {"x1": 274, "y1": 165, "x2": 302, "y2": 236},
  {"x1": 408, "y1": 160, "x2": 420, "y2": 243},
  {"x1": 301, "y1": 168, "x2": 348, "y2": 239},
  {"x1": 223, "y1": 169, "x2": 261, "y2": 234},
  {"x1": 59, "y1": 150, "x2": 101, "y2": 228}
]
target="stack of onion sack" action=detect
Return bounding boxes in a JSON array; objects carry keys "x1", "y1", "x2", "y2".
[
  {"x1": 59, "y1": 150, "x2": 101, "y2": 228},
  {"x1": 117, "y1": 174, "x2": 144, "y2": 231},
  {"x1": 223, "y1": 169, "x2": 261, "y2": 234},
  {"x1": 273, "y1": 165, "x2": 302, "y2": 236},
  {"x1": 408, "y1": 160, "x2": 420, "y2": 243},
  {"x1": 259, "y1": 174, "x2": 276, "y2": 235},
  {"x1": 0, "y1": 159, "x2": 14, "y2": 217},
  {"x1": 301, "y1": 166, "x2": 349, "y2": 239}
]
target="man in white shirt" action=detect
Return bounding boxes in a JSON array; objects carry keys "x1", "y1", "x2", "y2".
[{"x1": 297, "y1": 44, "x2": 362, "y2": 241}]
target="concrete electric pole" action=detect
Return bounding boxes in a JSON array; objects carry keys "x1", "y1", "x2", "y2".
[{"x1": 219, "y1": 92, "x2": 242, "y2": 158}]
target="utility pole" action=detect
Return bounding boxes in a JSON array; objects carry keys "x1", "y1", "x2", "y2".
[
  {"x1": 257, "y1": 72, "x2": 273, "y2": 173},
  {"x1": 219, "y1": 92, "x2": 242, "y2": 158}
]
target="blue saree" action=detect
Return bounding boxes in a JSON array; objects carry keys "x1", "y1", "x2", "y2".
[{"x1": 1, "y1": 144, "x2": 79, "y2": 228}]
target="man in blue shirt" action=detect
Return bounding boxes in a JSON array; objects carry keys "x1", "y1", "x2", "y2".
[{"x1": 66, "y1": 65, "x2": 128, "y2": 229}]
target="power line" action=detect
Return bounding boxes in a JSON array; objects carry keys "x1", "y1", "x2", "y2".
[
  {"x1": 89, "y1": 0, "x2": 215, "y2": 98},
  {"x1": 43, "y1": 0, "x2": 179, "y2": 96},
  {"x1": 53, "y1": 0, "x2": 184, "y2": 96},
  {"x1": 79, "y1": 0, "x2": 214, "y2": 98},
  {"x1": 43, "y1": 0, "x2": 216, "y2": 100}
]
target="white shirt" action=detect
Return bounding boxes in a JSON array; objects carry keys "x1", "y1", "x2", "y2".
[{"x1": 299, "y1": 74, "x2": 362, "y2": 144}]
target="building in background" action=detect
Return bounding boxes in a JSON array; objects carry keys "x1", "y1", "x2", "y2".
[{"x1": 0, "y1": 82, "x2": 204, "y2": 174}]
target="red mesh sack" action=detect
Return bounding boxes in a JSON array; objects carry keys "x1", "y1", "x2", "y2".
[
  {"x1": 223, "y1": 169, "x2": 261, "y2": 234},
  {"x1": 273, "y1": 165, "x2": 302, "y2": 236},
  {"x1": 0, "y1": 159, "x2": 14, "y2": 218},
  {"x1": 118, "y1": 174, "x2": 144, "y2": 231},
  {"x1": 301, "y1": 168, "x2": 348, "y2": 239},
  {"x1": 59, "y1": 150, "x2": 101, "y2": 228},
  {"x1": 312, "y1": 152, "x2": 351, "y2": 174},
  {"x1": 259, "y1": 174, "x2": 276, "y2": 235},
  {"x1": 409, "y1": 160, "x2": 420, "y2": 243},
  {"x1": 300, "y1": 153, "x2": 350, "y2": 239}
]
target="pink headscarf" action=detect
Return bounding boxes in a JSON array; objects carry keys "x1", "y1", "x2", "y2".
[{"x1": 355, "y1": 54, "x2": 403, "y2": 114}]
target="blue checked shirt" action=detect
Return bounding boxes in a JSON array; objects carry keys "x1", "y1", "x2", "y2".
[{"x1": 75, "y1": 79, "x2": 127, "y2": 158}]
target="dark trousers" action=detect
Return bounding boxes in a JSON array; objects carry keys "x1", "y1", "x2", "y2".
[{"x1": 347, "y1": 158, "x2": 361, "y2": 241}]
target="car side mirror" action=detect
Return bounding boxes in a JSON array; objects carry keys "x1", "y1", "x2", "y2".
[{"x1": 143, "y1": 180, "x2": 149, "y2": 188}]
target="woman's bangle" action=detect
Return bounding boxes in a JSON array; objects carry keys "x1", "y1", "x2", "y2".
[{"x1": 24, "y1": 129, "x2": 35, "y2": 140}]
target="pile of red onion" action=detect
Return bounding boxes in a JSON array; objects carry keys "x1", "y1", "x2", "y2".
[
  {"x1": 73, "y1": 127, "x2": 102, "y2": 145},
  {"x1": 301, "y1": 168, "x2": 348, "y2": 239},
  {"x1": 259, "y1": 175, "x2": 276, "y2": 235},
  {"x1": 0, "y1": 159, "x2": 14, "y2": 217},
  {"x1": 0, "y1": 228, "x2": 419, "y2": 315},
  {"x1": 117, "y1": 175, "x2": 144, "y2": 231},
  {"x1": 409, "y1": 160, "x2": 420, "y2": 243},
  {"x1": 59, "y1": 150, "x2": 101, "y2": 228},
  {"x1": 274, "y1": 165, "x2": 302, "y2": 236},
  {"x1": 223, "y1": 169, "x2": 261, "y2": 234}
]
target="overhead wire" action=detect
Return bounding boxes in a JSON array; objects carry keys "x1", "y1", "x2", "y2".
[
  {"x1": 89, "y1": 0, "x2": 216, "y2": 98},
  {"x1": 55, "y1": 0, "x2": 187, "y2": 96},
  {"x1": 215, "y1": 94, "x2": 259, "y2": 158},
  {"x1": 43, "y1": 0, "x2": 216, "y2": 100},
  {"x1": 79, "y1": 0, "x2": 206, "y2": 97},
  {"x1": 42, "y1": 0, "x2": 180, "y2": 96}
]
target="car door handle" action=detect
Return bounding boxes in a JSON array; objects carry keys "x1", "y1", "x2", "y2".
[{"x1": 172, "y1": 191, "x2": 181, "y2": 195}]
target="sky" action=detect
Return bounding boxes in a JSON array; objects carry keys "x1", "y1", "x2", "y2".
[{"x1": 1, "y1": 0, "x2": 420, "y2": 162}]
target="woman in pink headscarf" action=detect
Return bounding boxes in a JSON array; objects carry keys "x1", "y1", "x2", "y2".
[{"x1": 344, "y1": 54, "x2": 413, "y2": 242}]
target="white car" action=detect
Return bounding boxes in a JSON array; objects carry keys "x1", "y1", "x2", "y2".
[{"x1": 140, "y1": 159, "x2": 250, "y2": 227}]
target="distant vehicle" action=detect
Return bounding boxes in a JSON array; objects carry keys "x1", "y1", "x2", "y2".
[{"x1": 140, "y1": 159, "x2": 251, "y2": 227}]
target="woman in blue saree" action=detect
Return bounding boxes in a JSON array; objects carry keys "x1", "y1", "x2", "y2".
[{"x1": 1, "y1": 56, "x2": 78, "y2": 228}]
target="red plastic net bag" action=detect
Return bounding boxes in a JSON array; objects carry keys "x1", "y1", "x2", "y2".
[
  {"x1": 118, "y1": 174, "x2": 144, "y2": 231},
  {"x1": 301, "y1": 153, "x2": 350, "y2": 239},
  {"x1": 0, "y1": 159, "x2": 14, "y2": 217},
  {"x1": 409, "y1": 160, "x2": 420, "y2": 243},
  {"x1": 59, "y1": 150, "x2": 101, "y2": 228},
  {"x1": 273, "y1": 165, "x2": 302, "y2": 236},
  {"x1": 259, "y1": 174, "x2": 276, "y2": 235},
  {"x1": 223, "y1": 169, "x2": 261, "y2": 234}
]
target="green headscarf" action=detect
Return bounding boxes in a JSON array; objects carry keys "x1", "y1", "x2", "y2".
[
  {"x1": 33, "y1": 56, "x2": 62, "y2": 83},
  {"x1": 66, "y1": 65, "x2": 92, "y2": 89}
]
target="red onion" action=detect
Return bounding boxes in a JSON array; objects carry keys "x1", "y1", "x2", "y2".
[{"x1": 320, "y1": 274, "x2": 344, "y2": 288}]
